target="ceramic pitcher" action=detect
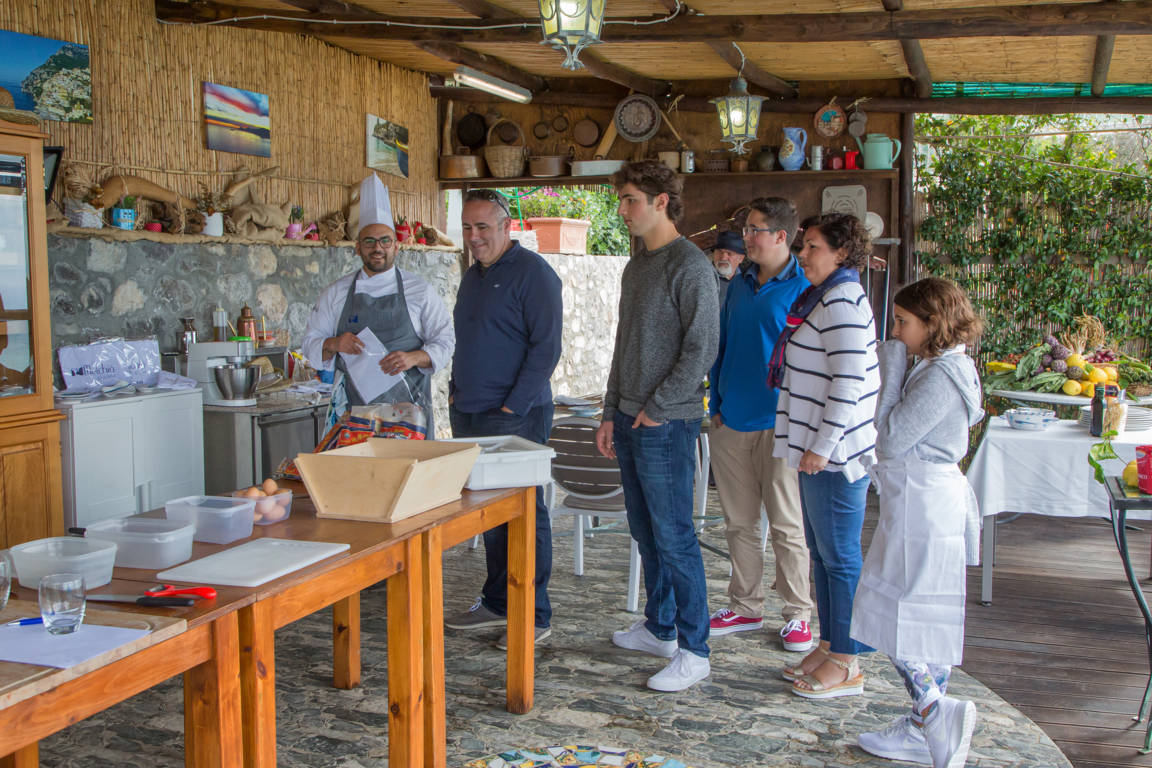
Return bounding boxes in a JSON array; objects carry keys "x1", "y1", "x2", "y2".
[
  {"x1": 855, "y1": 133, "x2": 902, "y2": 169},
  {"x1": 779, "y1": 127, "x2": 807, "y2": 171}
]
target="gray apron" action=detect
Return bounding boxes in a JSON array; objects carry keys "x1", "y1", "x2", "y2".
[{"x1": 334, "y1": 269, "x2": 434, "y2": 435}]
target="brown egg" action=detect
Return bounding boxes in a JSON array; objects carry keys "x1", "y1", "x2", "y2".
[
  {"x1": 256, "y1": 498, "x2": 278, "y2": 518},
  {"x1": 275, "y1": 492, "x2": 291, "y2": 508},
  {"x1": 262, "y1": 478, "x2": 279, "y2": 495},
  {"x1": 262, "y1": 505, "x2": 287, "y2": 522},
  {"x1": 252, "y1": 509, "x2": 264, "y2": 522},
  {"x1": 242, "y1": 486, "x2": 265, "y2": 498}
]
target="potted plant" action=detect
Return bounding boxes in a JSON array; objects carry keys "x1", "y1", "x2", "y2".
[
  {"x1": 194, "y1": 183, "x2": 229, "y2": 236},
  {"x1": 286, "y1": 205, "x2": 304, "y2": 239},
  {"x1": 394, "y1": 216, "x2": 413, "y2": 244},
  {"x1": 110, "y1": 195, "x2": 137, "y2": 231}
]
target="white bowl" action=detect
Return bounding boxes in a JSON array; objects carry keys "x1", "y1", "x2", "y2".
[{"x1": 1004, "y1": 408, "x2": 1058, "y2": 431}]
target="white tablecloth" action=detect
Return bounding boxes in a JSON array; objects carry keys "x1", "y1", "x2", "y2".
[
  {"x1": 988, "y1": 389, "x2": 1152, "y2": 408},
  {"x1": 968, "y1": 417, "x2": 1152, "y2": 519}
]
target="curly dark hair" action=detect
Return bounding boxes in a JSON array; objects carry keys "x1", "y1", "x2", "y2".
[
  {"x1": 610, "y1": 160, "x2": 684, "y2": 222},
  {"x1": 803, "y1": 212, "x2": 872, "y2": 269},
  {"x1": 894, "y1": 277, "x2": 984, "y2": 357}
]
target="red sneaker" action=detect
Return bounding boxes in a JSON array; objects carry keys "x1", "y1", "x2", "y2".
[
  {"x1": 708, "y1": 608, "x2": 763, "y2": 636},
  {"x1": 780, "y1": 619, "x2": 813, "y2": 652}
]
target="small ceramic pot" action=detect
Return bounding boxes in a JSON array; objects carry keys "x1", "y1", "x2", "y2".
[{"x1": 202, "y1": 211, "x2": 224, "y2": 237}]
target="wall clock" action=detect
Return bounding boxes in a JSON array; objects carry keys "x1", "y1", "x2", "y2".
[{"x1": 614, "y1": 93, "x2": 662, "y2": 142}]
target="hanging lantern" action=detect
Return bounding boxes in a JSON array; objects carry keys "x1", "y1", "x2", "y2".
[
  {"x1": 710, "y1": 75, "x2": 765, "y2": 155},
  {"x1": 538, "y1": 0, "x2": 605, "y2": 70}
]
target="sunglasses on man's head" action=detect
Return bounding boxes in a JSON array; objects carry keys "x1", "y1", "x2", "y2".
[{"x1": 465, "y1": 189, "x2": 511, "y2": 216}]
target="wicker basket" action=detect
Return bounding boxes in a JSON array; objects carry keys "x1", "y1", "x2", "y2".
[{"x1": 484, "y1": 120, "x2": 527, "y2": 178}]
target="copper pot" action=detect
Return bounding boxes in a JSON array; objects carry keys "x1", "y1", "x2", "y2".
[
  {"x1": 439, "y1": 154, "x2": 485, "y2": 179},
  {"x1": 528, "y1": 155, "x2": 567, "y2": 177}
]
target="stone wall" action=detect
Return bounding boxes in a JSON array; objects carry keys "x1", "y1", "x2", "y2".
[{"x1": 47, "y1": 232, "x2": 625, "y2": 436}]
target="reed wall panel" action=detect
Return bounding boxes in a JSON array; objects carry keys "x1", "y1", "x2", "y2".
[{"x1": 0, "y1": 0, "x2": 444, "y2": 229}]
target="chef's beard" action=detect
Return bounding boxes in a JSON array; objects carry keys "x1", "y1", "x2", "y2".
[{"x1": 715, "y1": 263, "x2": 736, "y2": 279}]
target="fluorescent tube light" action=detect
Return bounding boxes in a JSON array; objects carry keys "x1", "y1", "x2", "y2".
[{"x1": 453, "y1": 66, "x2": 533, "y2": 103}]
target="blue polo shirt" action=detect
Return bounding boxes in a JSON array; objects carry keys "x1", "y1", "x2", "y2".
[
  {"x1": 450, "y1": 243, "x2": 563, "y2": 415},
  {"x1": 709, "y1": 255, "x2": 809, "y2": 432}
]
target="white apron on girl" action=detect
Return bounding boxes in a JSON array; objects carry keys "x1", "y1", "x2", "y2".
[{"x1": 850, "y1": 357, "x2": 979, "y2": 666}]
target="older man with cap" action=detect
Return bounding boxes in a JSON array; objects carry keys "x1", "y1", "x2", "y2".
[
  {"x1": 444, "y1": 188, "x2": 563, "y2": 649},
  {"x1": 709, "y1": 229, "x2": 747, "y2": 306},
  {"x1": 301, "y1": 174, "x2": 454, "y2": 434}
]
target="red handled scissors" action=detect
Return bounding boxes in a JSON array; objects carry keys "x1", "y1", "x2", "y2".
[{"x1": 147, "y1": 584, "x2": 217, "y2": 600}]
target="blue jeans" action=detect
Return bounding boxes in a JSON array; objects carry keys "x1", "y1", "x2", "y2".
[
  {"x1": 799, "y1": 470, "x2": 872, "y2": 655},
  {"x1": 613, "y1": 411, "x2": 710, "y2": 658},
  {"x1": 450, "y1": 402, "x2": 553, "y2": 629}
]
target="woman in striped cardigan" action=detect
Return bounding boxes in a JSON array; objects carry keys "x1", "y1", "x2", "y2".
[{"x1": 769, "y1": 212, "x2": 879, "y2": 699}]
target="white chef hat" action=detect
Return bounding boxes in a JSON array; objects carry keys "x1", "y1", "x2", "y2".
[{"x1": 358, "y1": 173, "x2": 394, "y2": 231}]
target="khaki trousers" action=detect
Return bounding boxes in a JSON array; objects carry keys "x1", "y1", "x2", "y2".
[{"x1": 710, "y1": 421, "x2": 812, "y2": 621}]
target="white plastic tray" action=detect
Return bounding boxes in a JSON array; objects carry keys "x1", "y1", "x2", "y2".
[
  {"x1": 156, "y1": 538, "x2": 350, "y2": 587},
  {"x1": 442, "y1": 435, "x2": 555, "y2": 490}
]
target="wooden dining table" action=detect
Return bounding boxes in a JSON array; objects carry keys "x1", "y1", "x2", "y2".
[{"x1": 0, "y1": 483, "x2": 537, "y2": 768}]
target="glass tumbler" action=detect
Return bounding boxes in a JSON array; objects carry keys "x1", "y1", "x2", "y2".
[
  {"x1": 0, "y1": 550, "x2": 12, "y2": 613},
  {"x1": 39, "y1": 573, "x2": 86, "y2": 635}
]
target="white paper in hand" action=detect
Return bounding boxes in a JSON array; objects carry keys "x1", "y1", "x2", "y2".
[{"x1": 344, "y1": 327, "x2": 409, "y2": 403}]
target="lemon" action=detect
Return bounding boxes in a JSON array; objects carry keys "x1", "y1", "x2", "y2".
[
  {"x1": 1066, "y1": 353, "x2": 1087, "y2": 368},
  {"x1": 1124, "y1": 460, "x2": 1140, "y2": 488},
  {"x1": 1089, "y1": 366, "x2": 1109, "y2": 384},
  {"x1": 1103, "y1": 365, "x2": 1119, "y2": 382},
  {"x1": 1061, "y1": 379, "x2": 1082, "y2": 396}
]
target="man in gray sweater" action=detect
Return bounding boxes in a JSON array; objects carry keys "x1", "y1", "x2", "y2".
[{"x1": 595, "y1": 160, "x2": 719, "y2": 692}]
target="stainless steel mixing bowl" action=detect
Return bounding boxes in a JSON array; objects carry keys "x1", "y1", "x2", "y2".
[{"x1": 213, "y1": 364, "x2": 258, "y2": 400}]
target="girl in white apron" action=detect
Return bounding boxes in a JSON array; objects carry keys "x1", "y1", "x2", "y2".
[{"x1": 850, "y1": 278, "x2": 985, "y2": 768}]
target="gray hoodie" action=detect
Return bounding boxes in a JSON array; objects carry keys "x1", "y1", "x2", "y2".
[{"x1": 874, "y1": 340, "x2": 985, "y2": 463}]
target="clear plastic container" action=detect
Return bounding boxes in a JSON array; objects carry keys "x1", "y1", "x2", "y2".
[
  {"x1": 165, "y1": 495, "x2": 255, "y2": 544},
  {"x1": 85, "y1": 517, "x2": 195, "y2": 569},
  {"x1": 233, "y1": 490, "x2": 293, "y2": 526},
  {"x1": 10, "y1": 536, "x2": 117, "y2": 589}
]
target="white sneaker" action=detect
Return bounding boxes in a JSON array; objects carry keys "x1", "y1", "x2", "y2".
[
  {"x1": 858, "y1": 714, "x2": 932, "y2": 765},
  {"x1": 646, "y1": 648, "x2": 711, "y2": 692},
  {"x1": 923, "y1": 697, "x2": 977, "y2": 768},
  {"x1": 612, "y1": 619, "x2": 677, "y2": 658}
]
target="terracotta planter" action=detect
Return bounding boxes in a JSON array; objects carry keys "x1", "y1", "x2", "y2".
[{"x1": 525, "y1": 217, "x2": 590, "y2": 255}]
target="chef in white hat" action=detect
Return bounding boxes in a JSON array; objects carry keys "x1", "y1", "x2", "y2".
[{"x1": 301, "y1": 174, "x2": 454, "y2": 434}]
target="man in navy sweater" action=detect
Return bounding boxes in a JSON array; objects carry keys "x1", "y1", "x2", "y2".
[
  {"x1": 445, "y1": 189, "x2": 563, "y2": 648},
  {"x1": 707, "y1": 197, "x2": 814, "y2": 653}
]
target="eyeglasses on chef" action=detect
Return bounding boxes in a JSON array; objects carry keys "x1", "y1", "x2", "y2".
[{"x1": 359, "y1": 235, "x2": 394, "y2": 248}]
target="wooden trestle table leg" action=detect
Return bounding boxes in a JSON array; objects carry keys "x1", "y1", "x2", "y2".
[
  {"x1": 505, "y1": 487, "x2": 536, "y2": 714},
  {"x1": 239, "y1": 600, "x2": 277, "y2": 768},
  {"x1": 333, "y1": 593, "x2": 361, "y2": 689},
  {"x1": 0, "y1": 744, "x2": 38, "y2": 768},
  {"x1": 184, "y1": 611, "x2": 244, "y2": 768},
  {"x1": 388, "y1": 536, "x2": 425, "y2": 768},
  {"x1": 422, "y1": 526, "x2": 447, "y2": 768}
]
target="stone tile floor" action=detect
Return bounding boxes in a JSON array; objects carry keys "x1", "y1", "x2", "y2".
[{"x1": 38, "y1": 497, "x2": 1070, "y2": 767}]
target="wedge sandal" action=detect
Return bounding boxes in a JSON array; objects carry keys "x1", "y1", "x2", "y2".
[
  {"x1": 791, "y1": 655, "x2": 864, "y2": 699},
  {"x1": 781, "y1": 645, "x2": 828, "y2": 683}
]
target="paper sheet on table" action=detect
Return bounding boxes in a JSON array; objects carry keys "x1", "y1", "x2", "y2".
[
  {"x1": 554, "y1": 395, "x2": 596, "y2": 407},
  {"x1": 0, "y1": 623, "x2": 150, "y2": 668},
  {"x1": 344, "y1": 327, "x2": 410, "y2": 404}
]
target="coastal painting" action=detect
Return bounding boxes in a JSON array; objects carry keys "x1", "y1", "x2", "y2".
[
  {"x1": 203, "y1": 82, "x2": 271, "y2": 157},
  {"x1": 0, "y1": 30, "x2": 92, "y2": 123},
  {"x1": 366, "y1": 114, "x2": 409, "y2": 178}
]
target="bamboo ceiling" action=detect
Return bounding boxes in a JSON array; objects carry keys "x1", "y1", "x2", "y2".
[{"x1": 153, "y1": 0, "x2": 1152, "y2": 114}]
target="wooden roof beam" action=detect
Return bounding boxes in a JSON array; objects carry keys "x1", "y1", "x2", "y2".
[
  {"x1": 706, "y1": 42, "x2": 796, "y2": 98},
  {"x1": 155, "y1": 1, "x2": 1152, "y2": 43},
  {"x1": 1092, "y1": 34, "x2": 1116, "y2": 97},
  {"x1": 882, "y1": 1, "x2": 932, "y2": 99},
  {"x1": 430, "y1": 85, "x2": 1152, "y2": 114}
]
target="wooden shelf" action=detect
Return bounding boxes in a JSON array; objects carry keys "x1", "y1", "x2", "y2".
[{"x1": 438, "y1": 169, "x2": 899, "y2": 189}]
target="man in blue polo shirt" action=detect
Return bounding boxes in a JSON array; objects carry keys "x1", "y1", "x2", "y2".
[
  {"x1": 707, "y1": 197, "x2": 815, "y2": 654},
  {"x1": 445, "y1": 189, "x2": 563, "y2": 648}
]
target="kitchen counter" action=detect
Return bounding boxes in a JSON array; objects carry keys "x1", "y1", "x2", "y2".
[{"x1": 202, "y1": 392, "x2": 329, "y2": 416}]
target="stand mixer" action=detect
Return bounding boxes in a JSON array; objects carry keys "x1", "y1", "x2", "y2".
[{"x1": 182, "y1": 340, "x2": 258, "y2": 406}]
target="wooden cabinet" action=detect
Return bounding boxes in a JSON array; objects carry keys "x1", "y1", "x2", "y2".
[
  {"x1": 0, "y1": 118, "x2": 63, "y2": 548},
  {"x1": 59, "y1": 390, "x2": 205, "y2": 528}
]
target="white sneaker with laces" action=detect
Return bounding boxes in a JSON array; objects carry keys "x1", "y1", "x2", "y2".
[
  {"x1": 858, "y1": 714, "x2": 932, "y2": 765},
  {"x1": 611, "y1": 619, "x2": 677, "y2": 658},
  {"x1": 646, "y1": 648, "x2": 711, "y2": 692},
  {"x1": 923, "y1": 697, "x2": 977, "y2": 768}
]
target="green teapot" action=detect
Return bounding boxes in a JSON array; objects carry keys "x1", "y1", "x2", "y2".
[{"x1": 854, "y1": 133, "x2": 902, "y2": 169}]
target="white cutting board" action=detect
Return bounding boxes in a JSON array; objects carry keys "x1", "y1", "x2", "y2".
[{"x1": 156, "y1": 538, "x2": 350, "y2": 587}]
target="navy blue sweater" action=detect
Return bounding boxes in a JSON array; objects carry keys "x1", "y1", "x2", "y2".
[{"x1": 450, "y1": 243, "x2": 563, "y2": 414}]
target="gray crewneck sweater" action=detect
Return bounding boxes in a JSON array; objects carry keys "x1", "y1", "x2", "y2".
[
  {"x1": 603, "y1": 236, "x2": 720, "y2": 422},
  {"x1": 874, "y1": 340, "x2": 985, "y2": 462}
]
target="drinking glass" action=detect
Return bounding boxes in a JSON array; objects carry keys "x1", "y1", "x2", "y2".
[
  {"x1": 39, "y1": 573, "x2": 86, "y2": 635},
  {"x1": 0, "y1": 550, "x2": 12, "y2": 613}
]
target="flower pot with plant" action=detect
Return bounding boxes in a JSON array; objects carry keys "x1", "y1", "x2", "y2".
[
  {"x1": 194, "y1": 182, "x2": 229, "y2": 236},
  {"x1": 286, "y1": 205, "x2": 304, "y2": 239},
  {"x1": 111, "y1": 195, "x2": 137, "y2": 230}
]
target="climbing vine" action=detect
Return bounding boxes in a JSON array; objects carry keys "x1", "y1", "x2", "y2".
[{"x1": 915, "y1": 114, "x2": 1152, "y2": 359}]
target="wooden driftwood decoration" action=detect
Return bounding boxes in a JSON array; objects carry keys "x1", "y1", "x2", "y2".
[
  {"x1": 318, "y1": 211, "x2": 346, "y2": 245},
  {"x1": 92, "y1": 174, "x2": 196, "y2": 210}
]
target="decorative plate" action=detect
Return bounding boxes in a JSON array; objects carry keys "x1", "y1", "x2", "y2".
[
  {"x1": 813, "y1": 100, "x2": 846, "y2": 139},
  {"x1": 614, "y1": 94, "x2": 662, "y2": 142},
  {"x1": 821, "y1": 184, "x2": 867, "y2": 221}
]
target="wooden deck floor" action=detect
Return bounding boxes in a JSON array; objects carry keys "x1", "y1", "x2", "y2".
[{"x1": 962, "y1": 512, "x2": 1152, "y2": 768}]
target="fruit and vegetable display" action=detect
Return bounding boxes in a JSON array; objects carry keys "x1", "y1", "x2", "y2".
[{"x1": 983, "y1": 315, "x2": 1152, "y2": 398}]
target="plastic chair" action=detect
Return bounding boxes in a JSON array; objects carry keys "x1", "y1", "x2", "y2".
[{"x1": 547, "y1": 417, "x2": 642, "y2": 612}]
